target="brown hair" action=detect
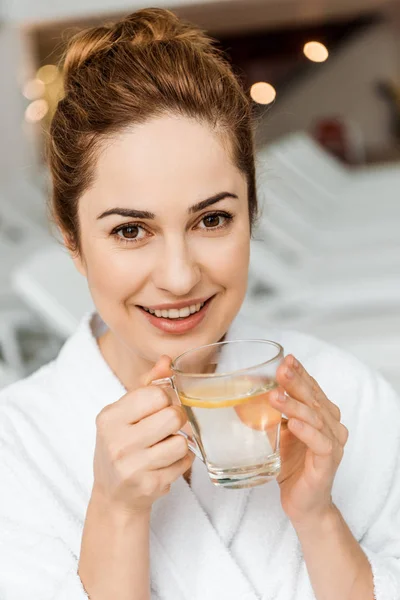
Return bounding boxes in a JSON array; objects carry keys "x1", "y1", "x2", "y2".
[{"x1": 48, "y1": 8, "x2": 258, "y2": 253}]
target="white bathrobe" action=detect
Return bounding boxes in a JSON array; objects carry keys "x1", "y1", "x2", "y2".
[{"x1": 0, "y1": 312, "x2": 399, "y2": 600}]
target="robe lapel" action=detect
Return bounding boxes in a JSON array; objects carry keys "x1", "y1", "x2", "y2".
[
  {"x1": 150, "y1": 472, "x2": 259, "y2": 600},
  {"x1": 190, "y1": 459, "x2": 251, "y2": 548}
]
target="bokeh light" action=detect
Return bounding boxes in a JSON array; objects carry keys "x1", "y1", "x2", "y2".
[
  {"x1": 23, "y1": 79, "x2": 46, "y2": 100},
  {"x1": 303, "y1": 41, "x2": 329, "y2": 63},
  {"x1": 25, "y1": 99, "x2": 49, "y2": 123},
  {"x1": 250, "y1": 82, "x2": 277, "y2": 105},
  {"x1": 36, "y1": 64, "x2": 59, "y2": 84}
]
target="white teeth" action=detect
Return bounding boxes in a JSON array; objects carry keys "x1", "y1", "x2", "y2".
[{"x1": 143, "y1": 300, "x2": 207, "y2": 319}]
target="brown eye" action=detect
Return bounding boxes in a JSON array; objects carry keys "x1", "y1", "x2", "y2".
[
  {"x1": 202, "y1": 214, "x2": 223, "y2": 228},
  {"x1": 197, "y1": 212, "x2": 233, "y2": 231},
  {"x1": 118, "y1": 225, "x2": 140, "y2": 239},
  {"x1": 112, "y1": 223, "x2": 150, "y2": 244}
]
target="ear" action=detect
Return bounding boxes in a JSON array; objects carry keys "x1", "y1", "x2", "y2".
[{"x1": 61, "y1": 232, "x2": 87, "y2": 277}]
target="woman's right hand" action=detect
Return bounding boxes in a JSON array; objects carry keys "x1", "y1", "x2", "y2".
[{"x1": 91, "y1": 355, "x2": 194, "y2": 515}]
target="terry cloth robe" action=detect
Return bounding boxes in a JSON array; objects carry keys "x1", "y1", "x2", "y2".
[{"x1": 0, "y1": 312, "x2": 399, "y2": 600}]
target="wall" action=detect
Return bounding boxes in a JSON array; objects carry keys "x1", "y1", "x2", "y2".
[
  {"x1": 256, "y1": 22, "x2": 400, "y2": 152},
  {"x1": 3, "y1": 0, "x2": 224, "y2": 23},
  {"x1": 1, "y1": 5, "x2": 398, "y2": 226},
  {"x1": 3, "y1": 0, "x2": 390, "y2": 27},
  {"x1": 0, "y1": 26, "x2": 31, "y2": 184},
  {"x1": 0, "y1": 23, "x2": 46, "y2": 226}
]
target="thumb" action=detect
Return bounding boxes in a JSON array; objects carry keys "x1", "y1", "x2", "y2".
[{"x1": 140, "y1": 354, "x2": 173, "y2": 387}]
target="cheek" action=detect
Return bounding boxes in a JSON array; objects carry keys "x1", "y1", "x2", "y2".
[
  {"x1": 200, "y1": 228, "x2": 250, "y2": 288},
  {"x1": 81, "y1": 238, "x2": 153, "y2": 302}
]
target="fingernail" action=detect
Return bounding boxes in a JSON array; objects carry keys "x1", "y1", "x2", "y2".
[
  {"x1": 291, "y1": 418, "x2": 303, "y2": 429},
  {"x1": 292, "y1": 356, "x2": 300, "y2": 370},
  {"x1": 285, "y1": 367, "x2": 295, "y2": 379}
]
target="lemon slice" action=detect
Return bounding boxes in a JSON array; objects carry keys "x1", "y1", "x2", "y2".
[
  {"x1": 179, "y1": 381, "x2": 281, "y2": 431},
  {"x1": 179, "y1": 393, "x2": 253, "y2": 409}
]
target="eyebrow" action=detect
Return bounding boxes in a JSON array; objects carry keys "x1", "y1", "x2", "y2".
[{"x1": 96, "y1": 192, "x2": 238, "y2": 220}]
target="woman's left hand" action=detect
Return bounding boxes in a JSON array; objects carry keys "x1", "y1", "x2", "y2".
[{"x1": 269, "y1": 354, "x2": 349, "y2": 530}]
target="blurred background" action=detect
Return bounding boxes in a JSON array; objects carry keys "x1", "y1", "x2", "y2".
[{"x1": 0, "y1": 0, "x2": 399, "y2": 392}]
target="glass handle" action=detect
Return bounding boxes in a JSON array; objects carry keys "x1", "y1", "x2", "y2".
[{"x1": 151, "y1": 377, "x2": 203, "y2": 462}]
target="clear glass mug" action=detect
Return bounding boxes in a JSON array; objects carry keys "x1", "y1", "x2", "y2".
[{"x1": 152, "y1": 339, "x2": 284, "y2": 489}]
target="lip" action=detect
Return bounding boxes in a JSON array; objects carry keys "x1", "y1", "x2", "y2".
[
  {"x1": 138, "y1": 295, "x2": 214, "y2": 335},
  {"x1": 140, "y1": 296, "x2": 212, "y2": 311}
]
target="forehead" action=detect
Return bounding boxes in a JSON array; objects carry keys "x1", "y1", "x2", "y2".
[{"x1": 87, "y1": 114, "x2": 245, "y2": 209}]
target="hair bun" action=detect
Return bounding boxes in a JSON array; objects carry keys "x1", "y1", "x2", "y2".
[
  {"x1": 63, "y1": 8, "x2": 215, "y2": 91},
  {"x1": 114, "y1": 8, "x2": 207, "y2": 46},
  {"x1": 62, "y1": 26, "x2": 114, "y2": 90}
]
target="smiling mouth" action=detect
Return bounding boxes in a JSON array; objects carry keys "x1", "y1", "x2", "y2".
[{"x1": 139, "y1": 297, "x2": 212, "y2": 320}]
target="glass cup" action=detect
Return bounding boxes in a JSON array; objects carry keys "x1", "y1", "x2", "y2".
[{"x1": 152, "y1": 339, "x2": 284, "y2": 489}]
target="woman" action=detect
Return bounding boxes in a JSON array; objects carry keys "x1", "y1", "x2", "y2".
[{"x1": 0, "y1": 8, "x2": 399, "y2": 600}]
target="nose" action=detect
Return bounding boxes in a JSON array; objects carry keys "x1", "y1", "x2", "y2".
[{"x1": 153, "y1": 236, "x2": 201, "y2": 297}]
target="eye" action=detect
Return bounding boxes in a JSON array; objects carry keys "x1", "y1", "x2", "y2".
[
  {"x1": 197, "y1": 212, "x2": 233, "y2": 230},
  {"x1": 112, "y1": 223, "x2": 148, "y2": 242}
]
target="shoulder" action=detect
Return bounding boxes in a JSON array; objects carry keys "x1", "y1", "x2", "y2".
[
  {"x1": 0, "y1": 311, "x2": 103, "y2": 430},
  {"x1": 0, "y1": 311, "x2": 118, "y2": 471},
  {"x1": 0, "y1": 358, "x2": 77, "y2": 472},
  {"x1": 0, "y1": 316, "x2": 91, "y2": 452},
  {"x1": 0, "y1": 361, "x2": 57, "y2": 427},
  {"x1": 0, "y1": 327, "x2": 97, "y2": 514}
]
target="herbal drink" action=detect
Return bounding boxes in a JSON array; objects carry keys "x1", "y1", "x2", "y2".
[
  {"x1": 152, "y1": 339, "x2": 284, "y2": 488},
  {"x1": 179, "y1": 378, "x2": 282, "y2": 488}
]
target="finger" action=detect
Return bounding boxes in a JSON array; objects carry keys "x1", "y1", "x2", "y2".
[
  {"x1": 147, "y1": 434, "x2": 189, "y2": 470},
  {"x1": 299, "y1": 378, "x2": 346, "y2": 446},
  {"x1": 271, "y1": 385, "x2": 348, "y2": 448},
  {"x1": 159, "y1": 452, "x2": 196, "y2": 488},
  {"x1": 327, "y1": 419, "x2": 349, "y2": 447},
  {"x1": 143, "y1": 354, "x2": 180, "y2": 406},
  {"x1": 269, "y1": 388, "x2": 324, "y2": 431},
  {"x1": 309, "y1": 376, "x2": 342, "y2": 422},
  {"x1": 311, "y1": 396, "x2": 348, "y2": 447},
  {"x1": 278, "y1": 356, "x2": 342, "y2": 428},
  {"x1": 141, "y1": 354, "x2": 173, "y2": 386},
  {"x1": 96, "y1": 385, "x2": 170, "y2": 429},
  {"x1": 277, "y1": 364, "x2": 346, "y2": 444},
  {"x1": 277, "y1": 355, "x2": 326, "y2": 410},
  {"x1": 134, "y1": 404, "x2": 188, "y2": 448},
  {"x1": 285, "y1": 356, "x2": 341, "y2": 422},
  {"x1": 287, "y1": 418, "x2": 339, "y2": 471},
  {"x1": 276, "y1": 360, "x2": 347, "y2": 450},
  {"x1": 282, "y1": 386, "x2": 349, "y2": 447}
]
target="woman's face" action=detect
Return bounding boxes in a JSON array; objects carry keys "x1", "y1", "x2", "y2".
[{"x1": 75, "y1": 114, "x2": 250, "y2": 366}]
